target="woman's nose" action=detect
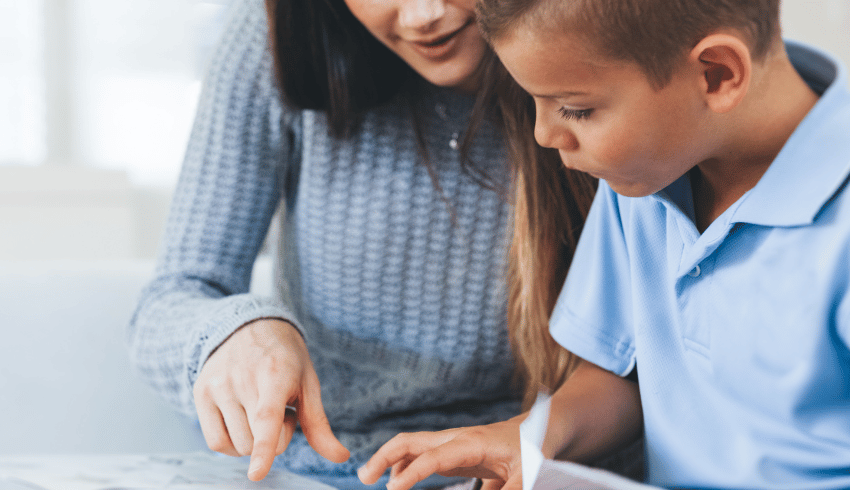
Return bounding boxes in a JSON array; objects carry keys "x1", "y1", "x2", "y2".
[{"x1": 398, "y1": 0, "x2": 447, "y2": 31}]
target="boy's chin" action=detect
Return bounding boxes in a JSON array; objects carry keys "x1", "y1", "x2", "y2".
[
  {"x1": 557, "y1": 157, "x2": 662, "y2": 197},
  {"x1": 604, "y1": 179, "x2": 659, "y2": 198}
]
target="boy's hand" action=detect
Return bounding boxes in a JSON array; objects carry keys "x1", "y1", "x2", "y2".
[
  {"x1": 193, "y1": 319, "x2": 350, "y2": 481},
  {"x1": 357, "y1": 417, "x2": 526, "y2": 490}
]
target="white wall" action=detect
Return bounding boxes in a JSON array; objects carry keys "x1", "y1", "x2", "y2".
[
  {"x1": 0, "y1": 257, "x2": 274, "y2": 454},
  {"x1": 782, "y1": 0, "x2": 850, "y2": 73},
  {"x1": 0, "y1": 259, "x2": 207, "y2": 454},
  {"x1": 0, "y1": 166, "x2": 172, "y2": 260}
]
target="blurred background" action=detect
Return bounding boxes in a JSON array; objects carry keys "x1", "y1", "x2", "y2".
[
  {"x1": 1, "y1": 0, "x2": 232, "y2": 260},
  {"x1": 0, "y1": 0, "x2": 234, "y2": 456},
  {"x1": 0, "y1": 0, "x2": 848, "y2": 261}
]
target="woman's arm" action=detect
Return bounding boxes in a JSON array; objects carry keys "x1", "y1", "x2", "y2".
[
  {"x1": 127, "y1": 0, "x2": 286, "y2": 419},
  {"x1": 127, "y1": 0, "x2": 348, "y2": 479},
  {"x1": 358, "y1": 359, "x2": 642, "y2": 490}
]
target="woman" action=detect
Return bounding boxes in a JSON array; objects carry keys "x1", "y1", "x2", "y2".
[{"x1": 127, "y1": 0, "x2": 595, "y2": 488}]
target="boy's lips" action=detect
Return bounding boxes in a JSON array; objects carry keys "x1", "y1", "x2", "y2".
[
  {"x1": 559, "y1": 153, "x2": 585, "y2": 172},
  {"x1": 407, "y1": 19, "x2": 474, "y2": 59}
]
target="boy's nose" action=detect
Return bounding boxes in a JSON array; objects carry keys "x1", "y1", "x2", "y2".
[
  {"x1": 398, "y1": 0, "x2": 447, "y2": 31},
  {"x1": 534, "y1": 115, "x2": 578, "y2": 152}
]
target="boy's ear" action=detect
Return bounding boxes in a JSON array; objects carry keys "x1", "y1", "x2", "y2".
[{"x1": 689, "y1": 33, "x2": 752, "y2": 113}]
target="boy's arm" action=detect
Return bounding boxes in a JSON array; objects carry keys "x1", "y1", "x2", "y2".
[
  {"x1": 357, "y1": 358, "x2": 642, "y2": 490},
  {"x1": 544, "y1": 360, "x2": 642, "y2": 463}
]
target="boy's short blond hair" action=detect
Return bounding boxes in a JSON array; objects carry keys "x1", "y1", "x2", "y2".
[{"x1": 478, "y1": 0, "x2": 781, "y2": 88}]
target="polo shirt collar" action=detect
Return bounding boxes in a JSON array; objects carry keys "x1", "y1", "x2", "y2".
[{"x1": 731, "y1": 40, "x2": 850, "y2": 227}]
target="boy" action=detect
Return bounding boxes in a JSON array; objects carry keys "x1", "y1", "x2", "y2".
[{"x1": 357, "y1": 0, "x2": 850, "y2": 489}]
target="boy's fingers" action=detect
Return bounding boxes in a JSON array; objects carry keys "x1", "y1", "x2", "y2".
[
  {"x1": 386, "y1": 440, "x2": 490, "y2": 490},
  {"x1": 358, "y1": 437, "x2": 414, "y2": 484},
  {"x1": 480, "y1": 478, "x2": 504, "y2": 490},
  {"x1": 391, "y1": 458, "x2": 413, "y2": 479},
  {"x1": 385, "y1": 452, "x2": 442, "y2": 490},
  {"x1": 501, "y1": 473, "x2": 523, "y2": 490},
  {"x1": 360, "y1": 431, "x2": 458, "y2": 484},
  {"x1": 299, "y1": 370, "x2": 350, "y2": 463},
  {"x1": 479, "y1": 479, "x2": 497, "y2": 490}
]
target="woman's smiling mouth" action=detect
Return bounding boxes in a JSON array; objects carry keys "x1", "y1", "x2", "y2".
[{"x1": 407, "y1": 18, "x2": 474, "y2": 59}]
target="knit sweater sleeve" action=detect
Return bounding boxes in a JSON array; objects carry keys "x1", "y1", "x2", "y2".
[{"x1": 127, "y1": 0, "x2": 300, "y2": 416}]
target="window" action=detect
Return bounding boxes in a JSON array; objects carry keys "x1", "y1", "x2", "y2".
[
  {"x1": 0, "y1": 1, "x2": 45, "y2": 166},
  {"x1": 0, "y1": 0, "x2": 231, "y2": 186}
]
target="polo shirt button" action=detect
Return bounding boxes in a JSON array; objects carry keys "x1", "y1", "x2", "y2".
[{"x1": 688, "y1": 265, "x2": 701, "y2": 277}]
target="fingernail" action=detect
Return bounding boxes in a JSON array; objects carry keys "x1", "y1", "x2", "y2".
[{"x1": 357, "y1": 465, "x2": 367, "y2": 481}]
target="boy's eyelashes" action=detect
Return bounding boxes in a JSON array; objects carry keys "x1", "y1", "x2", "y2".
[{"x1": 557, "y1": 107, "x2": 594, "y2": 121}]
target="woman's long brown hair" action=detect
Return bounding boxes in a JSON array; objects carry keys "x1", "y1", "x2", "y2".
[{"x1": 477, "y1": 54, "x2": 598, "y2": 409}]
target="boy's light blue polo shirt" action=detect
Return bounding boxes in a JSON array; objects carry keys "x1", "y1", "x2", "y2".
[{"x1": 550, "y1": 40, "x2": 850, "y2": 490}]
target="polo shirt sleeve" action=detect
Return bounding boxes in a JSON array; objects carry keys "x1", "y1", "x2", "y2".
[{"x1": 549, "y1": 180, "x2": 636, "y2": 377}]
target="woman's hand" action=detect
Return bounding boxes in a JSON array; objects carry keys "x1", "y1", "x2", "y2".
[
  {"x1": 357, "y1": 416, "x2": 526, "y2": 490},
  {"x1": 193, "y1": 319, "x2": 350, "y2": 481}
]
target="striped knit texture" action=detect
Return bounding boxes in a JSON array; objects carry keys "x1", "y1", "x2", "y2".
[{"x1": 127, "y1": 0, "x2": 520, "y2": 487}]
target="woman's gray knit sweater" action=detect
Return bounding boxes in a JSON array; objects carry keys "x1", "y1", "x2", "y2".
[{"x1": 127, "y1": 0, "x2": 519, "y2": 487}]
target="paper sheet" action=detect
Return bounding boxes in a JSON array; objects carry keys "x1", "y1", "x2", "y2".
[
  {"x1": 520, "y1": 394, "x2": 663, "y2": 490},
  {"x1": 0, "y1": 451, "x2": 337, "y2": 490}
]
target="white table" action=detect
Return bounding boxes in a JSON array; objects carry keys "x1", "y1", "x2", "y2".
[{"x1": 0, "y1": 451, "x2": 336, "y2": 490}]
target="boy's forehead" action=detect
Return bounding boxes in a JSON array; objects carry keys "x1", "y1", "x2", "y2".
[{"x1": 492, "y1": 27, "x2": 623, "y2": 95}]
